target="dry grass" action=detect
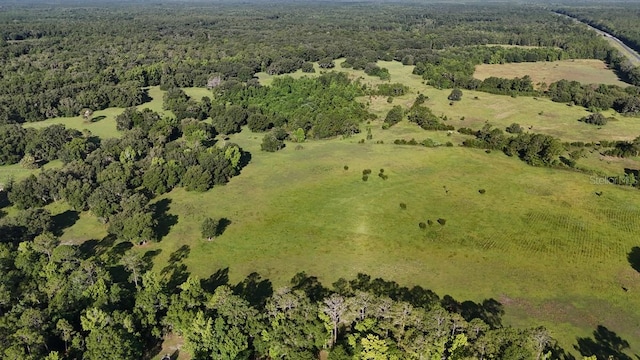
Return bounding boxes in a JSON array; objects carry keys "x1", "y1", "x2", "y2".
[{"x1": 474, "y1": 59, "x2": 629, "y2": 88}]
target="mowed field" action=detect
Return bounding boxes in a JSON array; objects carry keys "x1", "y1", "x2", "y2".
[
  {"x1": 474, "y1": 59, "x2": 629, "y2": 88},
  {"x1": 6, "y1": 58, "x2": 640, "y2": 355}
]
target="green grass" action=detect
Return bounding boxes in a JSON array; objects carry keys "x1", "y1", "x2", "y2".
[
  {"x1": 0, "y1": 160, "x2": 62, "y2": 188},
  {"x1": 23, "y1": 108, "x2": 122, "y2": 139},
  {"x1": 182, "y1": 87, "x2": 213, "y2": 101},
  {"x1": 122, "y1": 125, "x2": 640, "y2": 355}
]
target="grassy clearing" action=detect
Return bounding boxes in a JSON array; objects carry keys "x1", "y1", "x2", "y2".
[
  {"x1": 116, "y1": 124, "x2": 640, "y2": 354},
  {"x1": 22, "y1": 108, "x2": 122, "y2": 139},
  {"x1": 474, "y1": 59, "x2": 629, "y2": 88},
  {"x1": 0, "y1": 160, "x2": 62, "y2": 188}
]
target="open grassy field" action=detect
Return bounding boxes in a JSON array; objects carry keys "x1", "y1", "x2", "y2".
[
  {"x1": 474, "y1": 59, "x2": 629, "y2": 88},
  {"x1": 120, "y1": 123, "x2": 640, "y2": 355}
]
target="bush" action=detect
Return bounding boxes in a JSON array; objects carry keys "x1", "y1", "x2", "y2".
[
  {"x1": 379, "y1": 168, "x2": 384, "y2": 173},
  {"x1": 437, "y1": 218, "x2": 446, "y2": 226},
  {"x1": 505, "y1": 123, "x2": 523, "y2": 134},
  {"x1": 295, "y1": 145, "x2": 304, "y2": 150},
  {"x1": 362, "y1": 175, "x2": 368, "y2": 181},
  {"x1": 447, "y1": 88, "x2": 463, "y2": 101},
  {"x1": 261, "y1": 133, "x2": 285, "y2": 152},
  {"x1": 478, "y1": 189, "x2": 486, "y2": 194},
  {"x1": 579, "y1": 113, "x2": 608, "y2": 126},
  {"x1": 399, "y1": 203, "x2": 407, "y2": 210},
  {"x1": 344, "y1": 165, "x2": 349, "y2": 170},
  {"x1": 387, "y1": 96, "x2": 394, "y2": 103},
  {"x1": 419, "y1": 222, "x2": 427, "y2": 229},
  {"x1": 363, "y1": 169, "x2": 372, "y2": 175},
  {"x1": 427, "y1": 220, "x2": 434, "y2": 226},
  {"x1": 457, "y1": 127, "x2": 475, "y2": 135},
  {"x1": 445, "y1": 142, "x2": 454, "y2": 147}
]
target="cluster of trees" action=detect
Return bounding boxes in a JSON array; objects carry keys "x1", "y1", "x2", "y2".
[
  {"x1": 212, "y1": 72, "x2": 371, "y2": 139},
  {"x1": 0, "y1": 124, "x2": 85, "y2": 166},
  {"x1": 3, "y1": 108, "x2": 246, "y2": 244},
  {"x1": 547, "y1": 80, "x2": 640, "y2": 115},
  {"x1": 602, "y1": 136, "x2": 640, "y2": 158},
  {"x1": 407, "y1": 95, "x2": 455, "y2": 131},
  {"x1": 462, "y1": 125, "x2": 565, "y2": 166}
]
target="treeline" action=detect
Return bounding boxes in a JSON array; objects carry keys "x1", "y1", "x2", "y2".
[
  {"x1": 0, "y1": 3, "x2": 628, "y2": 124},
  {"x1": 1, "y1": 107, "x2": 246, "y2": 244}
]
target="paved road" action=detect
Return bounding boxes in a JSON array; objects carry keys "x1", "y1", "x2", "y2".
[{"x1": 556, "y1": 12, "x2": 640, "y2": 65}]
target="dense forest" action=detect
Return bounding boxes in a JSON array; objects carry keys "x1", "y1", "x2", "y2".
[
  {"x1": 1, "y1": 2, "x2": 639, "y2": 124},
  {"x1": 1, "y1": 1, "x2": 640, "y2": 359}
]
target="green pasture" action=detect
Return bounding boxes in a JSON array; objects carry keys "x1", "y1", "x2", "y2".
[{"x1": 128, "y1": 125, "x2": 640, "y2": 354}]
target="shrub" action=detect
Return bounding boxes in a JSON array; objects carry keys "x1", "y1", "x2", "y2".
[
  {"x1": 437, "y1": 218, "x2": 446, "y2": 226},
  {"x1": 362, "y1": 175, "x2": 368, "y2": 181},
  {"x1": 344, "y1": 165, "x2": 349, "y2": 170},
  {"x1": 399, "y1": 203, "x2": 407, "y2": 210},
  {"x1": 427, "y1": 220, "x2": 434, "y2": 226},
  {"x1": 485, "y1": 150, "x2": 491, "y2": 154},
  {"x1": 445, "y1": 142, "x2": 454, "y2": 147},
  {"x1": 478, "y1": 189, "x2": 486, "y2": 194},
  {"x1": 579, "y1": 113, "x2": 608, "y2": 126},
  {"x1": 261, "y1": 133, "x2": 285, "y2": 152},
  {"x1": 448, "y1": 88, "x2": 463, "y2": 101},
  {"x1": 505, "y1": 123, "x2": 523, "y2": 134},
  {"x1": 363, "y1": 169, "x2": 372, "y2": 175},
  {"x1": 295, "y1": 145, "x2": 304, "y2": 150},
  {"x1": 419, "y1": 222, "x2": 427, "y2": 229},
  {"x1": 387, "y1": 96, "x2": 394, "y2": 103},
  {"x1": 379, "y1": 168, "x2": 384, "y2": 173},
  {"x1": 457, "y1": 127, "x2": 475, "y2": 135}
]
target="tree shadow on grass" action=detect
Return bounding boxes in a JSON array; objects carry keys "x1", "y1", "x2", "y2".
[
  {"x1": 575, "y1": 325, "x2": 634, "y2": 360},
  {"x1": 153, "y1": 198, "x2": 178, "y2": 242},
  {"x1": 89, "y1": 115, "x2": 106, "y2": 123},
  {"x1": 217, "y1": 217, "x2": 232, "y2": 236},
  {"x1": 201, "y1": 267, "x2": 229, "y2": 293},
  {"x1": 234, "y1": 272, "x2": 273, "y2": 309},
  {"x1": 79, "y1": 234, "x2": 117, "y2": 259},
  {"x1": 441, "y1": 295, "x2": 505, "y2": 329},
  {"x1": 161, "y1": 245, "x2": 191, "y2": 292},
  {"x1": 627, "y1": 247, "x2": 640, "y2": 273},
  {"x1": 291, "y1": 271, "x2": 327, "y2": 303},
  {"x1": 51, "y1": 210, "x2": 80, "y2": 236}
]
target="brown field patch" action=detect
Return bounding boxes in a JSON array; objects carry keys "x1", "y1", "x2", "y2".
[{"x1": 474, "y1": 59, "x2": 629, "y2": 88}]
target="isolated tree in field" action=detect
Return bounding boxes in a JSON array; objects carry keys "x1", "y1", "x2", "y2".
[
  {"x1": 201, "y1": 217, "x2": 220, "y2": 241},
  {"x1": 448, "y1": 88, "x2": 463, "y2": 101}
]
